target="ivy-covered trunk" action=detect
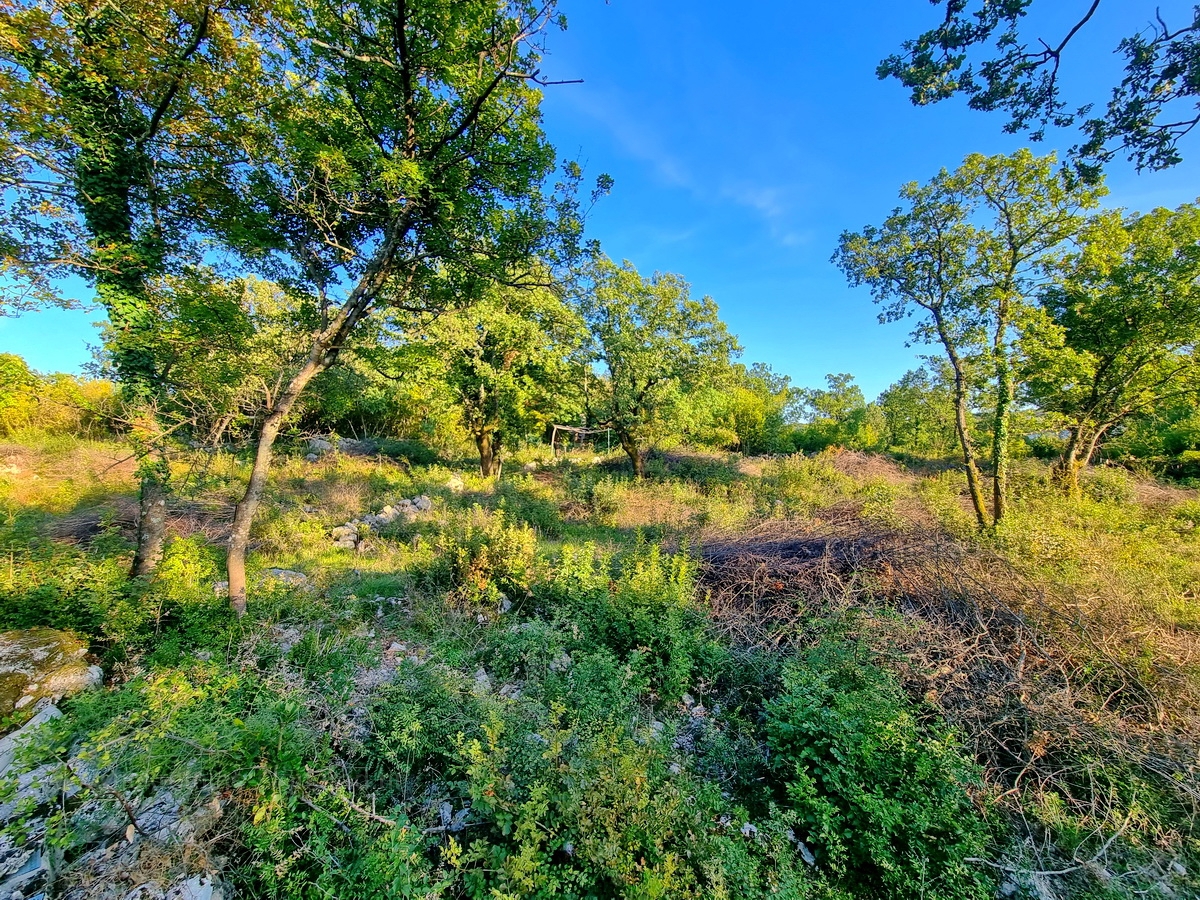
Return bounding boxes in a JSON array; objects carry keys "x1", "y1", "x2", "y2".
[
  {"x1": 1053, "y1": 423, "x2": 1109, "y2": 499},
  {"x1": 991, "y1": 350, "x2": 1014, "y2": 524},
  {"x1": 65, "y1": 64, "x2": 171, "y2": 577},
  {"x1": 935, "y1": 312, "x2": 989, "y2": 529}
]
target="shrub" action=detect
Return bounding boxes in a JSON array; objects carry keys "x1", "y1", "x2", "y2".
[
  {"x1": 766, "y1": 641, "x2": 991, "y2": 900},
  {"x1": 431, "y1": 508, "x2": 539, "y2": 605}
]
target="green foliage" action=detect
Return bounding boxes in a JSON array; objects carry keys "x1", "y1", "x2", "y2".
[
  {"x1": 431, "y1": 508, "x2": 539, "y2": 606},
  {"x1": 0, "y1": 354, "x2": 116, "y2": 437},
  {"x1": 836, "y1": 149, "x2": 1106, "y2": 526},
  {"x1": 406, "y1": 280, "x2": 585, "y2": 476},
  {"x1": 766, "y1": 641, "x2": 991, "y2": 900},
  {"x1": 578, "y1": 256, "x2": 740, "y2": 476},
  {"x1": 876, "y1": 364, "x2": 957, "y2": 455},
  {"x1": 880, "y1": 1, "x2": 1200, "y2": 172}
]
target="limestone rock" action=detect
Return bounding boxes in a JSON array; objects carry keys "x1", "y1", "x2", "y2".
[
  {"x1": 307, "y1": 437, "x2": 334, "y2": 454},
  {"x1": 263, "y1": 569, "x2": 307, "y2": 587},
  {"x1": 0, "y1": 629, "x2": 99, "y2": 717}
]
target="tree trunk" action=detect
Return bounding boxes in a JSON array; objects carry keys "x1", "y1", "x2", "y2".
[
  {"x1": 935, "y1": 312, "x2": 989, "y2": 529},
  {"x1": 1053, "y1": 427, "x2": 1086, "y2": 500},
  {"x1": 618, "y1": 429, "x2": 646, "y2": 478},
  {"x1": 476, "y1": 428, "x2": 502, "y2": 477},
  {"x1": 227, "y1": 354, "x2": 326, "y2": 616},
  {"x1": 991, "y1": 350, "x2": 1014, "y2": 523},
  {"x1": 131, "y1": 456, "x2": 168, "y2": 577},
  {"x1": 1054, "y1": 423, "x2": 1111, "y2": 499}
]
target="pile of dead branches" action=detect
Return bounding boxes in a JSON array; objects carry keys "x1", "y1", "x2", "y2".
[{"x1": 698, "y1": 517, "x2": 1200, "y2": 851}]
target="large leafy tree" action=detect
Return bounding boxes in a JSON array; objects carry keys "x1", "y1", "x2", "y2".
[
  {"x1": 1025, "y1": 201, "x2": 1200, "y2": 495},
  {"x1": 579, "y1": 257, "x2": 738, "y2": 477},
  {"x1": 0, "y1": 0, "x2": 270, "y2": 574},
  {"x1": 414, "y1": 281, "x2": 583, "y2": 476},
  {"x1": 880, "y1": 1, "x2": 1200, "y2": 174},
  {"x1": 215, "y1": 0, "x2": 598, "y2": 613},
  {"x1": 836, "y1": 150, "x2": 1102, "y2": 527}
]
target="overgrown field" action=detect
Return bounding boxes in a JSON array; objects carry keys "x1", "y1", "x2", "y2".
[{"x1": 2, "y1": 435, "x2": 1198, "y2": 899}]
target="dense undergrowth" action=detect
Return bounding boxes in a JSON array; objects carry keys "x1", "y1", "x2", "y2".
[{"x1": 1, "y1": 434, "x2": 1197, "y2": 899}]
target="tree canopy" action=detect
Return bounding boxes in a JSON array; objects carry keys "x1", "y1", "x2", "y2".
[{"x1": 880, "y1": 1, "x2": 1200, "y2": 174}]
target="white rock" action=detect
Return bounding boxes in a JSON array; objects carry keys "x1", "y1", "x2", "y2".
[
  {"x1": 264, "y1": 569, "x2": 307, "y2": 586},
  {"x1": 522, "y1": 462, "x2": 538, "y2": 473},
  {"x1": 445, "y1": 476, "x2": 465, "y2": 493},
  {"x1": 307, "y1": 437, "x2": 334, "y2": 453},
  {"x1": 165, "y1": 874, "x2": 221, "y2": 900},
  {"x1": 334, "y1": 538, "x2": 358, "y2": 550},
  {"x1": 413, "y1": 495, "x2": 432, "y2": 512},
  {"x1": 0, "y1": 705, "x2": 61, "y2": 776},
  {"x1": 330, "y1": 525, "x2": 358, "y2": 541}
]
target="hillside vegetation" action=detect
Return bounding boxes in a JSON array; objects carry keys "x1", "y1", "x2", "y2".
[{"x1": 1, "y1": 433, "x2": 1196, "y2": 899}]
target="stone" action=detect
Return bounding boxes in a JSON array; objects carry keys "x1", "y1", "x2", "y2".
[
  {"x1": 330, "y1": 525, "x2": 358, "y2": 541},
  {"x1": 263, "y1": 569, "x2": 307, "y2": 587},
  {"x1": 413, "y1": 495, "x2": 432, "y2": 512},
  {"x1": 334, "y1": 538, "x2": 358, "y2": 550},
  {"x1": 212, "y1": 581, "x2": 229, "y2": 597},
  {"x1": 445, "y1": 476, "x2": 465, "y2": 493},
  {"x1": 164, "y1": 874, "x2": 221, "y2": 900},
  {"x1": 307, "y1": 437, "x2": 334, "y2": 454},
  {"x1": 472, "y1": 668, "x2": 491, "y2": 695},
  {"x1": 522, "y1": 462, "x2": 538, "y2": 473},
  {"x1": 0, "y1": 705, "x2": 61, "y2": 776},
  {"x1": 304, "y1": 453, "x2": 320, "y2": 463},
  {"x1": 0, "y1": 629, "x2": 98, "y2": 717}
]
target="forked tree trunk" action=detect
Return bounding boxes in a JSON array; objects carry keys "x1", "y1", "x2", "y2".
[
  {"x1": 1053, "y1": 424, "x2": 1110, "y2": 500},
  {"x1": 935, "y1": 313, "x2": 990, "y2": 529},
  {"x1": 227, "y1": 354, "x2": 326, "y2": 615},
  {"x1": 476, "y1": 428, "x2": 502, "y2": 476},
  {"x1": 618, "y1": 429, "x2": 646, "y2": 478}
]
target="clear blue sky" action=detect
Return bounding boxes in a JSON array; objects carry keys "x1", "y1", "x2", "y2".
[{"x1": 4, "y1": 0, "x2": 1198, "y2": 398}]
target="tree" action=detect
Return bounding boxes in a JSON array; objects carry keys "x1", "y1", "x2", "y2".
[
  {"x1": 836, "y1": 150, "x2": 1103, "y2": 527},
  {"x1": 713, "y1": 363, "x2": 799, "y2": 454},
  {"x1": 416, "y1": 281, "x2": 583, "y2": 476},
  {"x1": 876, "y1": 364, "x2": 957, "y2": 455},
  {"x1": 880, "y1": 1, "x2": 1200, "y2": 174},
  {"x1": 793, "y1": 373, "x2": 873, "y2": 451},
  {"x1": 579, "y1": 257, "x2": 738, "y2": 477},
  {"x1": 214, "y1": 0, "x2": 599, "y2": 614},
  {"x1": 0, "y1": 0, "x2": 271, "y2": 574},
  {"x1": 1024, "y1": 202, "x2": 1200, "y2": 495}
]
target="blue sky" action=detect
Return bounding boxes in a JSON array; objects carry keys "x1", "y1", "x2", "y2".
[{"x1": 4, "y1": 0, "x2": 1199, "y2": 398}]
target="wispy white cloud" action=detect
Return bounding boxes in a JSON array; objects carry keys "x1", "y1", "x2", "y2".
[{"x1": 556, "y1": 86, "x2": 815, "y2": 248}]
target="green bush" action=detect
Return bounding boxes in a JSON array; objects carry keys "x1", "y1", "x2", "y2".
[
  {"x1": 430, "y1": 508, "x2": 539, "y2": 605},
  {"x1": 766, "y1": 641, "x2": 991, "y2": 900}
]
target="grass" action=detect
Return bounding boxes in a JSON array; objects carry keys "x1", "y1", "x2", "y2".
[{"x1": 1, "y1": 436, "x2": 1197, "y2": 899}]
